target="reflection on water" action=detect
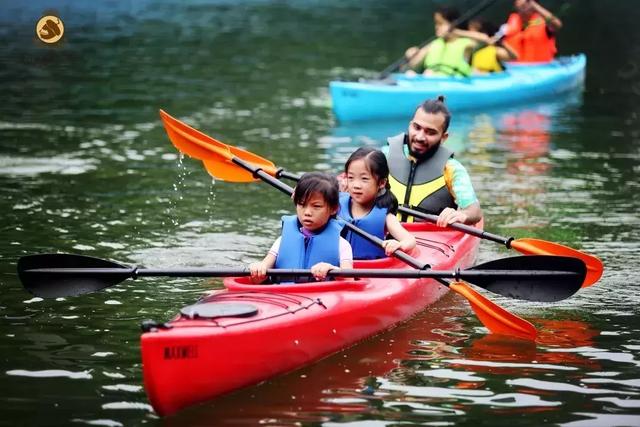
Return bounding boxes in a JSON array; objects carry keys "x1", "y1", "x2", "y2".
[
  {"x1": 163, "y1": 297, "x2": 472, "y2": 426},
  {"x1": 324, "y1": 93, "x2": 582, "y2": 174},
  {"x1": 157, "y1": 295, "x2": 640, "y2": 426}
]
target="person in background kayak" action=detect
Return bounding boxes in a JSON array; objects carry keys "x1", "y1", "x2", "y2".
[
  {"x1": 340, "y1": 147, "x2": 416, "y2": 260},
  {"x1": 502, "y1": 0, "x2": 562, "y2": 62},
  {"x1": 463, "y1": 18, "x2": 518, "y2": 73},
  {"x1": 249, "y1": 172, "x2": 353, "y2": 283},
  {"x1": 404, "y1": 6, "x2": 475, "y2": 77},
  {"x1": 384, "y1": 96, "x2": 483, "y2": 226}
]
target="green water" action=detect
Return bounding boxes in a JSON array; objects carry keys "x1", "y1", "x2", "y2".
[{"x1": 1, "y1": 1, "x2": 639, "y2": 426}]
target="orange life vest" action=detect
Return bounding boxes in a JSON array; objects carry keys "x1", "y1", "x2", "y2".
[{"x1": 503, "y1": 12, "x2": 556, "y2": 63}]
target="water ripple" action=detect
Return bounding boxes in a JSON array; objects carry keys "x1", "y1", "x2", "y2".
[
  {"x1": 102, "y1": 384, "x2": 143, "y2": 393},
  {"x1": 378, "y1": 377, "x2": 490, "y2": 396},
  {"x1": 0, "y1": 155, "x2": 98, "y2": 176},
  {"x1": 507, "y1": 378, "x2": 638, "y2": 395},
  {"x1": 71, "y1": 419, "x2": 124, "y2": 427},
  {"x1": 415, "y1": 368, "x2": 484, "y2": 382},
  {"x1": 445, "y1": 359, "x2": 577, "y2": 371},
  {"x1": 560, "y1": 413, "x2": 640, "y2": 427},
  {"x1": 382, "y1": 400, "x2": 464, "y2": 416},
  {"x1": 101, "y1": 402, "x2": 153, "y2": 412},
  {"x1": 582, "y1": 377, "x2": 640, "y2": 388},
  {"x1": 594, "y1": 397, "x2": 640, "y2": 408},
  {"x1": 7, "y1": 369, "x2": 92, "y2": 379}
]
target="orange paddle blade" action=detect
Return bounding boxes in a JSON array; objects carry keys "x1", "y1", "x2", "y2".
[
  {"x1": 510, "y1": 238, "x2": 603, "y2": 287},
  {"x1": 449, "y1": 281, "x2": 537, "y2": 341},
  {"x1": 159, "y1": 110, "x2": 279, "y2": 183}
]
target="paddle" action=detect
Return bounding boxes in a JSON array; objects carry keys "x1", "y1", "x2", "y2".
[
  {"x1": 18, "y1": 253, "x2": 584, "y2": 301},
  {"x1": 376, "y1": 0, "x2": 498, "y2": 80},
  {"x1": 159, "y1": 111, "x2": 542, "y2": 340},
  {"x1": 159, "y1": 110, "x2": 602, "y2": 288},
  {"x1": 395, "y1": 206, "x2": 603, "y2": 286}
]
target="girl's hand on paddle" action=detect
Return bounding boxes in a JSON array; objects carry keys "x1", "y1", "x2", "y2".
[
  {"x1": 310, "y1": 262, "x2": 335, "y2": 281},
  {"x1": 382, "y1": 239, "x2": 402, "y2": 256},
  {"x1": 436, "y1": 207, "x2": 468, "y2": 227},
  {"x1": 249, "y1": 262, "x2": 268, "y2": 283}
]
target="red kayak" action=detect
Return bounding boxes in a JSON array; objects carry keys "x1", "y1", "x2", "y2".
[{"x1": 140, "y1": 221, "x2": 481, "y2": 416}]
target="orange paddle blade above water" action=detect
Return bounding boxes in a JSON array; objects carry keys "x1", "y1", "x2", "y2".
[
  {"x1": 159, "y1": 110, "x2": 279, "y2": 182},
  {"x1": 510, "y1": 238, "x2": 603, "y2": 287},
  {"x1": 449, "y1": 282, "x2": 537, "y2": 341}
]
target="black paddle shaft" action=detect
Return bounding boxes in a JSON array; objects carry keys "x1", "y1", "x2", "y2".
[
  {"x1": 398, "y1": 206, "x2": 512, "y2": 246},
  {"x1": 21, "y1": 266, "x2": 580, "y2": 280},
  {"x1": 18, "y1": 253, "x2": 585, "y2": 301}
]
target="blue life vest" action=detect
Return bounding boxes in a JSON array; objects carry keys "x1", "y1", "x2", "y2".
[
  {"x1": 275, "y1": 215, "x2": 343, "y2": 269},
  {"x1": 338, "y1": 192, "x2": 388, "y2": 260}
]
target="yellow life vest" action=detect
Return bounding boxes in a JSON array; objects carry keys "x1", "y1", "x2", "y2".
[
  {"x1": 471, "y1": 45, "x2": 504, "y2": 73},
  {"x1": 386, "y1": 134, "x2": 457, "y2": 223}
]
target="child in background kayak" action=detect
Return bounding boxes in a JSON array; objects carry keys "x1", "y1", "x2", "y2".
[
  {"x1": 404, "y1": 6, "x2": 475, "y2": 77},
  {"x1": 341, "y1": 147, "x2": 416, "y2": 259},
  {"x1": 462, "y1": 18, "x2": 518, "y2": 73},
  {"x1": 249, "y1": 172, "x2": 353, "y2": 283}
]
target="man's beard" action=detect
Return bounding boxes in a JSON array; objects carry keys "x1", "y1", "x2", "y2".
[{"x1": 409, "y1": 139, "x2": 441, "y2": 161}]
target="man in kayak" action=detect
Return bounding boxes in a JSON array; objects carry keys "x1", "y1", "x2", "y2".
[
  {"x1": 384, "y1": 96, "x2": 483, "y2": 226},
  {"x1": 502, "y1": 0, "x2": 563, "y2": 63}
]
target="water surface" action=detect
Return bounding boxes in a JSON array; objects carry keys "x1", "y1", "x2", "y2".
[{"x1": 1, "y1": 1, "x2": 639, "y2": 426}]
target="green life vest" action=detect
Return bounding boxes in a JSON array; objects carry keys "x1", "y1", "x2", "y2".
[{"x1": 424, "y1": 37, "x2": 473, "y2": 77}]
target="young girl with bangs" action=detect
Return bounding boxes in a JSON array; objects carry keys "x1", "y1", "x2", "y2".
[{"x1": 341, "y1": 147, "x2": 416, "y2": 260}]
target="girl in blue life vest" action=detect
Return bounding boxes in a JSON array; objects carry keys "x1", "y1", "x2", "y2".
[
  {"x1": 341, "y1": 147, "x2": 416, "y2": 260},
  {"x1": 249, "y1": 172, "x2": 353, "y2": 283}
]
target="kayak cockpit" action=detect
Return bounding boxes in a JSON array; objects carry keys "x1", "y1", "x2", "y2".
[{"x1": 223, "y1": 222, "x2": 453, "y2": 293}]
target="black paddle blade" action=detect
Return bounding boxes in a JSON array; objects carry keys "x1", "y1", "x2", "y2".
[
  {"x1": 471, "y1": 255, "x2": 586, "y2": 302},
  {"x1": 18, "y1": 254, "x2": 132, "y2": 298}
]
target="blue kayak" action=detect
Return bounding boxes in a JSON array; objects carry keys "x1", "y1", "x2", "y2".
[{"x1": 330, "y1": 54, "x2": 586, "y2": 122}]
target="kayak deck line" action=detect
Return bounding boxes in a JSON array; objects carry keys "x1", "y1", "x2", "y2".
[
  {"x1": 415, "y1": 238, "x2": 452, "y2": 255},
  {"x1": 416, "y1": 235, "x2": 455, "y2": 250}
]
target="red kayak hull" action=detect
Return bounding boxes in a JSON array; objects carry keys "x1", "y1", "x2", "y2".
[{"x1": 140, "y1": 222, "x2": 481, "y2": 416}]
